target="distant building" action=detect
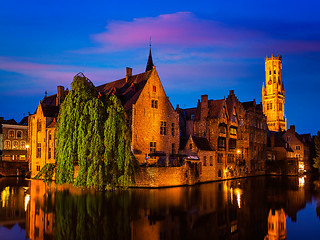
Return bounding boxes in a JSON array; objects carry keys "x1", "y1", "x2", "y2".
[
  {"x1": 1, "y1": 117, "x2": 28, "y2": 162},
  {"x1": 28, "y1": 50, "x2": 180, "y2": 177},
  {"x1": 262, "y1": 55, "x2": 286, "y2": 132}
]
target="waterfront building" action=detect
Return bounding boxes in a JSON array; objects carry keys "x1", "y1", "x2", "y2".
[
  {"x1": 28, "y1": 50, "x2": 180, "y2": 176},
  {"x1": 262, "y1": 55, "x2": 287, "y2": 132},
  {"x1": 264, "y1": 208, "x2": 287, "y2": 240},
  {"x1": 0, "y1": 117, "x2": 28, "y2": 162}
]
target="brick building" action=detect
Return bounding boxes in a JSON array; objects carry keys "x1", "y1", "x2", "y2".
[{"x1": 28, "y1": 50, "x2": 180, "y2": 177}]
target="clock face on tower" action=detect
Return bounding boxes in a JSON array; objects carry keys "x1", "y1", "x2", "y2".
[{"x1": 268, "y1": 80, "x2": 272, "y2": 85}]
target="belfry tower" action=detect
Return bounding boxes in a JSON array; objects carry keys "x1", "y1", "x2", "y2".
[{"x1": 262, "y1": 55, "x2": 286, "y2": 132}]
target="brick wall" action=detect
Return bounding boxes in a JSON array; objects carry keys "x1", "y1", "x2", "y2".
[{"x1": 0, "y1": 161, "x2": 29, "y2": 177}]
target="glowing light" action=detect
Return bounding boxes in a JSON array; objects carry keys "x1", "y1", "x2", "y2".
[
  {"x1": 299, "y1": 177, "x2": 305, "y2": 187},
  {"x1": 1, "y1": 187, "x2": 10, "y2": 208},
  {"x1": 234, "y1": 188, "x2": 242, "y2": 208},
  {"x1": 24, "y1": 194, "x2": 30, "y2": 211},
  {"x1": 237, "y1": 149, "x2": 241, "y2": 154},
  {"x1": 26, "y1": 144, "x2": 29, "y2": 149}
]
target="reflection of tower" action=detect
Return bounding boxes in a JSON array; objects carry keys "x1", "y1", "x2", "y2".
[
  {"x1": 264, "y1": 208, "x2": 287, "y2": 240},
  {"x1": 262, "y1": 55, "x2": 286, "y2": 132}
]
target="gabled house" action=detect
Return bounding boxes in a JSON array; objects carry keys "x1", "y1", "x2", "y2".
[{"x1": 28, "y1": 51, "x2": 180, "y2": 176}]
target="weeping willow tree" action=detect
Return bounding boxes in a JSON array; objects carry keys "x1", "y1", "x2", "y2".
[
  {"x1": 104, "y1": 95, "x2": 137, "y2": 188},
  {"x1": 55, "y1": 72, "x2": 137, "y2": 188},
  {"x1": 55, "y1": 73, "x2": 98, "y2": 184}
]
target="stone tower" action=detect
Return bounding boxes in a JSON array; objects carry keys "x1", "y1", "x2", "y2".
[{"x1": 262, "y1": 55, "x2": 286, "y2": 132}]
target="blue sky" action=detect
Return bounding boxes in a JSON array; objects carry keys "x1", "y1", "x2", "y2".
[{"x1": 0, "y1": 0, "x2": 319, "y2": 134}]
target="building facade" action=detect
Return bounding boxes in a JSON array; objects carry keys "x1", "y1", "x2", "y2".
[
  {"x1": 1, "y1": 118, "x2": 28, "y2": 162},
  {"x1": 262, "y1": 55, "x2": 286, "y2": 132}
]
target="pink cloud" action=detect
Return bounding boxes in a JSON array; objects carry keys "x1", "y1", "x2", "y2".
[{"x1": 85, "y1": 12, "x2": 261, "y2": 53}]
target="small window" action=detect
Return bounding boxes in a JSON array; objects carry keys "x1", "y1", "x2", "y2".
[
  {"x1": 37, "y1": 120, "x2": 41, "y2": 132},
  {"x1": 36, "y1": 166, "x2": 41, "y2": 171},
  {"x1": 150, "y1": 142, "x2": 156, "y2": 153},
  {"x1": 49, "y1": 131, "x2": 52, "y2": 141},
  {"x1": 210, "y1": 156, "x2": 213, "y2": 166},
  {"x1": 171, "y1": 123, "x2": 175, "y2": 136},
  {"x1": 219, "y1": 124, "x2": 226, "y2": 134},
  {"x1": 296, "y1": 145, "x2": 301, "y2": 150},
  {"x1": 153, "y1": 86, "x2": 156, "y2": 92},
  {"x1": 203, "y1": 156, "x2": 207, "y2": 166},
  {"x1": 9, "y1": 130, "x2": 14, "y2": 138},
  {"x1": 230, "y1": 127, "x2": 237, "y2": 136},
  {"x1": 36, "y1": 143, "x2": 41, "y2": 158},
  {"x1": 160, "y1": 121, "x2": 167, "y2": 135},
  {"x1": 172, "y1": 143, "x2": 175, "y2": 155},
  {"x1": 48, "y1": 148, "x2": 52, "y2": 159},
  {"x1": 17, "y1": 131, "x2": 22, "y2": 138},
  {"x1": 12, "y1": 141, "x2": 19, "y2": 149},
  {"x1": 151, "y1": 100, "x2": 158, "y2": 109},
  {"x1": 218, "y1": 170, "x2": 222, "y2": 177},
  {"x1": 4, "y1": 140, "x2": 11, "y2": 149},
  {"x1": 20, "y1": 141, "x2": 26, "y2": 149},
  {"x1": 229, "y1": 139, "x2": 236, "y2": 150},
  {"x1": 279, "y1": 103, "x2": 282, "y2": 111},
  {"x1": 217, "y1": 153, "x2": 223, "y2": 163},
  {"x1": 218, "y1": 137, "x2": 226, "y2": 149},
  {"x1": 189, "y1": 143, "x2": 192, "y2": 150},
  {"x1": 274, "y1": 70, "x2": 276, "y2": 74}
]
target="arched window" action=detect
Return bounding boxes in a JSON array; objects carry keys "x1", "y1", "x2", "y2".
[
  {"x1": 12, "y1": 140, "x2": 19, "y2": 149},
  {"x1": 17, "y1": 130, "x2": 22, "y2": 138},
  {"x1": 9, "y1": 130, "x2": 15, "y2": 138},
  {"x1": 20, "y1": 141, "x2": 26, "y2": 149},
  {"x1": 4, "y1": 140, "x2": 11, "y2": 149}
]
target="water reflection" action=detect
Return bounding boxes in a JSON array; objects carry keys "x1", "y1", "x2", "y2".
[{"x1": 1, "y1": 175, "x2": 320, "y2": 239}]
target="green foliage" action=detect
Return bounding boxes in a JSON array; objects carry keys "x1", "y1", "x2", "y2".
[
  {"x1": 313, "y1": 131, "x2": 320, "y2": 170},
  {"x1": 34, "y1": 163, "x2": 55, "y2": 182},
  {"x1": 104, "y1": 95, "x2": 137, "y2": 188},
  {"x1": 55, "y1": 73, "x2": 137, "y2": 189}
]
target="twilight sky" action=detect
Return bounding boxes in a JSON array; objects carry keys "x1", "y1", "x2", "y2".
[{"x1": 0, "y1": 0, "x2": 319, "y2": 134}]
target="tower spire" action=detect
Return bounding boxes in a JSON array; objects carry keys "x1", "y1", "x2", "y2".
[{"x1": 145, "y1": 37, "x2": 154, "y2": 72}]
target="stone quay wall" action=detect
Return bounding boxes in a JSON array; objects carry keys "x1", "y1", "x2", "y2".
[{"x1": 0, "y1": 161, "x2": 29, "y2": 177}]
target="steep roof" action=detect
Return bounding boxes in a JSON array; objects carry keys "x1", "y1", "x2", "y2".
[
  {"x1": 207, "y1": 99, "x2": 225, "y2": 119},
  {"x1": 19, "y1": 116, "x2": 28, "y2": 126},
  {"x1": 145, "y1": 48, "x2": 154, "y2": 72},
  {"x1": 192, "y1": 136, "x2": 213, "y2": 151},
  {"x1": 177, "y1": 107, "x2": 197, "y2": 121},
  {"x1": 3, "y1": 119, "x2": 18, "y2": 125},
  {"x1": 96, "y1": 70, "x2": 152, "y2": 111},
  {"x1": 41, "y1": 103, "x2": 59, "y2": 118}
]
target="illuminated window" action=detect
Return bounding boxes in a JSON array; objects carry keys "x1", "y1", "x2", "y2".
[
  {"x1": 151, "y1": 100, "x2": 158, "y2": 109},
  {"x1": 160, "y1": 121, "x2": 166, "y2": 135},
  {"x1": 17, "y1": 130, "x2": 22, "y2": 138},
  {"x1": 20, "y1": 141, "x2": 26, "y2": 149},
  {"x1": 12, "y1": 141, "x2": 19, "y2": 149},
  {"x1": 230, "y1": 127, "x2": 237, "y2": 136},
  {"x1": 9, "y1": 130, "x2": 14, "y2": 138},
  {"x1": 4, "y1": 140, "x2": 11, "y2": 149},
  {"x1": 153, "y1": 86, "x2": 156, "y2": 92}
]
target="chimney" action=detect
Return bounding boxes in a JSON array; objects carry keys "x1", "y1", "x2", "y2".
[
  {"x1": 289, "y1": 125, "x2": 295, "y2": 133},
  {"x1": 126, "y1": 67, "x2": 132, "y2": 82},
  {"x1": 56, "y1": 86, "x2": 65, "y2": 106},
  {"x1": 229, "y1": 90, "x2": 235, "y2": 96},
  {"x1": 200, "y1": 95, "x2": 208, "y2": 119}
]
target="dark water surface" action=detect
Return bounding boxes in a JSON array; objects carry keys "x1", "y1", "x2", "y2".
[{"x1": 1, "y1": 175, "x2": 320, "y2": 240}]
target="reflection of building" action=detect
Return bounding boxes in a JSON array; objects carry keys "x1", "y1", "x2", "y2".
[
  {"x1": 26, "y1": 180, "x2": 55, "y2": 240},
  {"x1": 264, "y1": 208, "x2": 287, "y2": 240},
  {"x1": 1, "y1": 118, "x2": 28, "y2": 161},
  {"x1": 262, "y1": 55, "x2": 286, "y2": 132}
]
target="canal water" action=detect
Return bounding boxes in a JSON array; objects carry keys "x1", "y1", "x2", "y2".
[{"x1": 1, "y1": 175, "x2": 320, "y2": 240}]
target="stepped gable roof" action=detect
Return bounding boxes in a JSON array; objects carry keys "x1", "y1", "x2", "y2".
[
  {"x1": 96, "y1": 70, "x2": 152, "y2": 111},
  {"x1": 3, "y1": 119, "x2": 18, "y2": 125},
  {"x1": 191, "y1": 136, "x2": 213, "y2": 151},
  {"x1": 19, "y1": 116, "x2": 28, "y2": 126},
  {"x1": 41, "y1": 103, "x2": 59, "y2": 118},
  {"x1": 207, "y1": 99, "x2": 225, "y2": 119}
]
